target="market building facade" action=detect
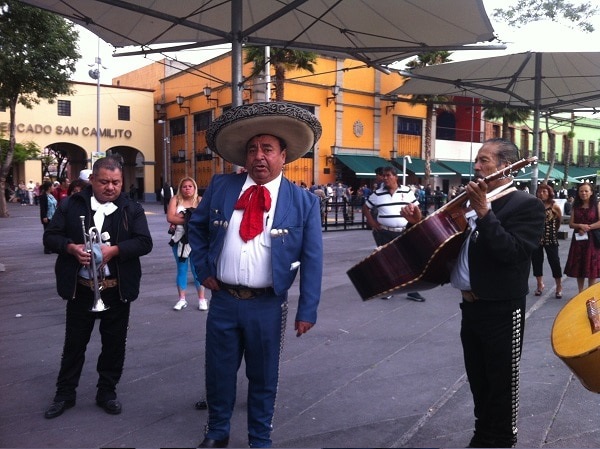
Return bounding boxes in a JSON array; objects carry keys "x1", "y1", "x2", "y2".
[{"x1": 1, "y1": 82, "x2": 155, "y2": 201}]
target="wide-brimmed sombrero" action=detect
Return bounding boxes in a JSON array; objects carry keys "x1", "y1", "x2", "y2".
[{"x1": 206, "y1": 102, "x2": 322, "y2": 167}]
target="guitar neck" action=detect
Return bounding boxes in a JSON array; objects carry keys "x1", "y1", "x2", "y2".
[{"x1": 443, "y1": 156, "x2": 537, "y2": 209}]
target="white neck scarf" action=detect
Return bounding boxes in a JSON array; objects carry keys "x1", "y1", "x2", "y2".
[{"x1": 91, "y1": 196, "x2": 117, "y2": 232}]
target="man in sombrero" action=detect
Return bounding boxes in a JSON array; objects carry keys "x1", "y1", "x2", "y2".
[{"x1": 188, "y1": 102, "x2": 324, "y2": 448}]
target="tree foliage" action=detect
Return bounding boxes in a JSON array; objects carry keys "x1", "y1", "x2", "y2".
[
  {"x1": 405, "y1": 51, "x2": 454, "y2": 186},
  {"x1": 493, "y1": 0, "x2": 599, "y2": 33},
  {"x1": 0, "y1": 0, "x2": 79, "y2": 217},
  {"x1": 244, "y1": 47, "x2": 317, "y2": 102},
  {"x1": 482, "y1": 104, "x2": 531, "y2": 140}
]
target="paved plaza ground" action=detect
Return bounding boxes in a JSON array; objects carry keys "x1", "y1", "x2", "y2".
[{"x1": 1, "y1": 200, "x2": 600, "y2": 448}]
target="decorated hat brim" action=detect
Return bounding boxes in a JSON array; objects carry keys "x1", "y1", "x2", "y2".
[{"x1": 206, "y1": 102, "x2": 322, "y2": 167}]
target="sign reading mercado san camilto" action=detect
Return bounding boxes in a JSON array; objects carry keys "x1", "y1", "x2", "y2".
[{"x1": 0, "y1": 122, "x2": 133, "y2": 139}]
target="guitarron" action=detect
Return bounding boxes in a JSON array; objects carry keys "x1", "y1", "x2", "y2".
[
  {"x1": 347, "y1": 157, "x2": 536, "y2": 300},
  {"x1": 552, "y1": 283, "x2": 600, "y2": 393}
]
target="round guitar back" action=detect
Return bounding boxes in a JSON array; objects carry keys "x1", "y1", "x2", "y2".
[{"x1": 552, "y1": 283, "x2": 600, "y2": 393}]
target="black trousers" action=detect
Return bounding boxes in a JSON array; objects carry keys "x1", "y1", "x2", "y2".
[
  {"x1": 531, "y1": 244, "x2": 562, "y2": 279},
  {"x1": 460, "y1": 297, "x2": 525, "y2": 447},
  {"x1": 54, "y1": 286, "x2": 130, "y2": 403}
]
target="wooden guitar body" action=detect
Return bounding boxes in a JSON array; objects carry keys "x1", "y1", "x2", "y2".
[
  {"x1": 552, "y1": 283, "x2": 600, "y2": 393},
  {"x1": 347, "y1": 201, "x2": 469, "y2": 300}
]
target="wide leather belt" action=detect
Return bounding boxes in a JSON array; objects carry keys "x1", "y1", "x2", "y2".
[
  {"x1": 218, "y1": 280, "x2": 274, "y2": 300},
  {"x1": 379, "y1": 225, "x2": 405, "y2": 233},
  {"x1": 461, "y1": 290, "x2": 479, "y2": 302},
  {"x1": 78, "y1": 277, "x2": 118, "y2": 289}
]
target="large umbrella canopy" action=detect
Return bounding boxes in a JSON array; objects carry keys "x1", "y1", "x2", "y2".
[
  {"x1": 21, "y1": 0, "x2": 499, "y2": 105},
  {"x1": 390, "y1": 51, "x2": 600, "y2": 187}
]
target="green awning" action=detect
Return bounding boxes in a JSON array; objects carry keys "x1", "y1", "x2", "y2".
[
  {"x1": 335, "y1": 154, "x2": 391, "y2": 178},
  {"x1": 514, "y1": 163, "x2": 578, "y2": 183},
  {"x1": 437, "y1": 160, "x2": 475, "y2": 177},
  {"x1": 554, "y1": 164, "x2": 598, "y2": 180},
  {"x1": 393, "y1": 158, "x2": 456, "y2": 176}
]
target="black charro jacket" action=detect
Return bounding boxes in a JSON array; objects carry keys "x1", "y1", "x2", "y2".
[
  {"x1": 43, "y1": 186, "x2": 153, "y2": 301},
  {"x1": 468, "y1": 189, "x2": 545, "y2": 300}
]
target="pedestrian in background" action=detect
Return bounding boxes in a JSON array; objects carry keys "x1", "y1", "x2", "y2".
[
  {"x1": 564, "y1": 181, "x2": 600, "y2": 293},
  {"x1": 39, "y1": 181, "x2": 56, "y2": 254},
  {"x1": 362, "y1": 165, "x2": 426, "y2": 302},
  {"x1": 531, "y1": 184, "x2": 563, "y2": 298},
  {"x1": 167, "y1": 176, "x2": 207, "y2": 311},
  {"x1": 161, "y1": 181, "x2": 173, "y2": 214}
]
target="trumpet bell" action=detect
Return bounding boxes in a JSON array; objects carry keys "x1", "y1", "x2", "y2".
[{"x1": 90, "y1": 297, "x2": 109, "y2": 312}]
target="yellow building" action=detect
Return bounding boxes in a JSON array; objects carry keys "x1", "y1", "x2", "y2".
[
  {"x1": 114, "y1": 52, "x2": 427, "y2": 193},
  {"x1": 0, "y1": 81, "x2": 155, "y2": 200}
]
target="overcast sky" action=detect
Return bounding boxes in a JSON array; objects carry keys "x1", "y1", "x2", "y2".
[{"x1": 70, "y1": 0, "x2": 600, "y2": 83}]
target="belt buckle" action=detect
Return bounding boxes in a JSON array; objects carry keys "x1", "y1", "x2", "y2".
[
  {"x1": 227, "y1": 287, "x2": 255, "y2": 300},
  {"x1": 237, "y1": 288, "x2": 255, "y2": 300}
]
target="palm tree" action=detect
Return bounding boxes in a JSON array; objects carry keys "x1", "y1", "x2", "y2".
[
  {"x1": 482, "y1": 103, "x2": 530, "y2": 140},
  {"x1": 405, "y1": 51, "x2": 454, "y2": 186},
  {"x1": 243, "y1": 47, "x2": 318, "y2": 101}
]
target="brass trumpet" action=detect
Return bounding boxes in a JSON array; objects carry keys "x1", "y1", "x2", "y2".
[{"x1": 79, "y1": 215, "x2": 109, "y2": 312}]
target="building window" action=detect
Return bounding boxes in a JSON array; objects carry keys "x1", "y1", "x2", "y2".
[
  {"x1": 170, "y1": 117, "x2": 185, "y2": 136},
  {"x1": 397, "y1": 117, "x2": 422, "y2": 136},
  {"x1": 520, "y1": 130, "x2": 529, "y2": 156},
  {"x1": 57, "y1": 100, "x2": 71, "y2": 116},
  {"x1": 589, "y1": 141, "x2": 596, "y2": 166},
  {"x1": 194, "y1": 111, "x2": 212, "y2": 132},
  {"x1": 577, "y1": 140, "x2": 585, "y2": 165},
  {"x1": 492, "y1": 124, "x2": 500, "y2": 138},
  {"x1": 436, "y1": 111, "x2": 456, "y2": 141},
  {"x1": 118, "y1": 105, "x2": 130, "y2": 121}
]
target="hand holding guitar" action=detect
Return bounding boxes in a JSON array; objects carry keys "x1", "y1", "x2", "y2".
[
  {"x1": 465, "y1": 178, "x2": 490, "y2": 219},
  {"x1": 401, "y1": 203, "x2": 422, "y2": 224}
]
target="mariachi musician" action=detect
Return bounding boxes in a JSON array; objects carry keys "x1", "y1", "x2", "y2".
[
  {"x1": 449, "y1": 138, "x2": 544, "y2": 448},
  {"x1": 42, "y1": 156, "x2": 153, "y2": 419}
]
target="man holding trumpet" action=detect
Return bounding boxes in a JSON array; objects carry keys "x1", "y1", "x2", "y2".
[{"x1": 43, "y1": 156, "x2": 153, "y2": 419}]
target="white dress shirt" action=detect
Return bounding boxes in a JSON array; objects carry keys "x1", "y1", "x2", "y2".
[{"x1": 217, "y1": 173, "x2": 282, "y2": 288}]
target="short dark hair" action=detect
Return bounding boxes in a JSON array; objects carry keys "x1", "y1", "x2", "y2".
[
  {"x1": 92, "y1": 156, "x2": 122, "y2": 174},
  {"x1": 382, "y1": 166, "x2": 398, "y2": 176},
  {"x1": 375, "y1": 166, "x2": 385, "y2": 175}
]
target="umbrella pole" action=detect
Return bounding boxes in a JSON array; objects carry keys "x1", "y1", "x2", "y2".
[{"x1": 531, "y1": 53, "x2": 542, "y2": 190}]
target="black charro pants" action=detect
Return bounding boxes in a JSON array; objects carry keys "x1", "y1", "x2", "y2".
[
  {"x1": 54, "y1": 285, "x2": 130, "y2": 403},
  {"x1": 460, "y1": 297, "x2": 525, "y2": 448}
]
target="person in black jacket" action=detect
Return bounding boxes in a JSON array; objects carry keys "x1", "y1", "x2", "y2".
[
  {"x1": 450, "y1": 139, "x2": 545, "y2": 448},
  {"x1": 42, "y1": 156, "x2": 153, "y2": 419}
]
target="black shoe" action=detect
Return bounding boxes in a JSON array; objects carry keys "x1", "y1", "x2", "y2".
[
  {"x1": 96, "y1": 399, "x2": 122, "y2": 415},
  {"x1": 198, "y1": 437, "x2": 229, "y2": 448},
  {"x1": 407, "y1": 292, "x2": 425, "y2": 302},
  {"x1": 44, "y1": 400, "x2": 75, "y2": 419},
  {"x1": 195, "y1": 399, "x2": 208, "y2": 410},
  {"x1": 380, "y1": 295, "x2": 392, "y2": 300}
]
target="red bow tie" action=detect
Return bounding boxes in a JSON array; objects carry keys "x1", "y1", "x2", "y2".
[{"x1": 234, "y1": 185, "x2": 272, "y2": 242}]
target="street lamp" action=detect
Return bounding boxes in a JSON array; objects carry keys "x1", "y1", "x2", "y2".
[
  {"x1": 88, "y1": 49, "x2": 107, "y2": 167},
  {"x1": 402, "y1": 155, "x2": 412, "y2": 186}
]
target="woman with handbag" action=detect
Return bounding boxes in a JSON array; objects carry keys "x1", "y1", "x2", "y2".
[
  {"x1": 564, "y1": 182, "x2": 600, "y2": 293},
  {"x1": 532, "y1": 184, "x2": 563, "y2": 298},
  {"x1": 167, "y1": 177, "x2": 207, "y2": 311}
]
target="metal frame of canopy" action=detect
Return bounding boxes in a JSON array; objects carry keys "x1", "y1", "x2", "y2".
[
  {"x1": 20, "y1": 0, "x2": 502, "y2": 106},
  {"x1": 391, "y1": 52, "x2": 600, "y2": 188}
]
